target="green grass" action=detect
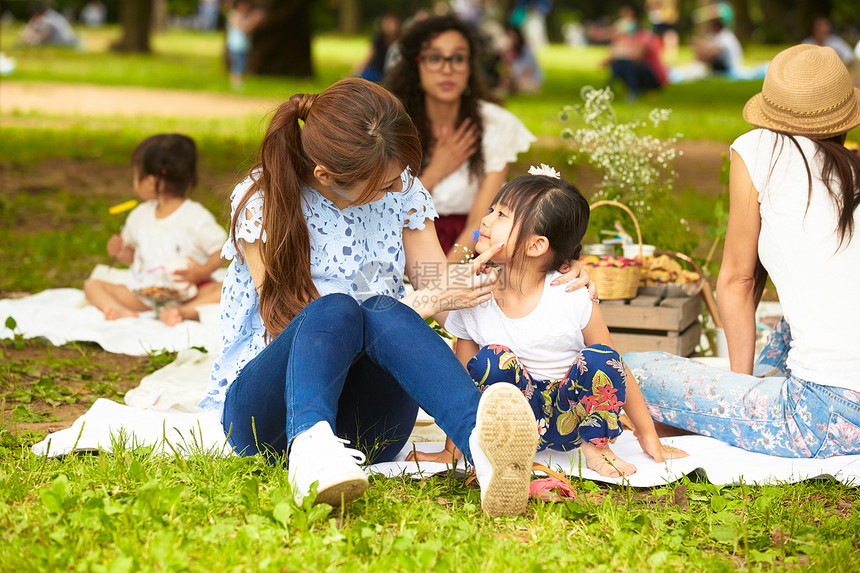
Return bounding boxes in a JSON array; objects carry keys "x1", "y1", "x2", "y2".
[
  {"x1": 1, "y1": 24, "x2": 859, "y2": 571},
  {"x1": 0, "y1": 24, "x2": 357, "y2": 96},
  {"x1": 0, "y1": 125, "x2": 243, "y2": 293},
  {"x1": 0, "y1": 430, "x2": 857, "y2": 571}
]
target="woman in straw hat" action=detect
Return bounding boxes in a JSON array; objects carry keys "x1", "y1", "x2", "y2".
[{"x1": 624, "y1": 44, "x2": 860, "y2": 457}]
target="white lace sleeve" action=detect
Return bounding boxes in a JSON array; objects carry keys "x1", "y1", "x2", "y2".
[
  {"x1": 401, "y1": 170, "x2": 438, "y2": 230},
  {"x1": 480, "y1": 101, "x2": 536, "y2": 174},
  {"x1": 222, "y1": 176, "x2": 266, "y2": 261}
]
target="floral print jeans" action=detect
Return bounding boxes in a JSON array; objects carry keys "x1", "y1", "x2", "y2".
[
  {"x1": 624, "y1": 319, "x2": 860, "y2": 458},
  {"x1": 467, "y1": 344, "x2": 627, "y2": 451}
]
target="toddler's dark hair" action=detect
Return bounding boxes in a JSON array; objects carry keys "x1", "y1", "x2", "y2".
[
  {"x1": 131, "y1": 133, "x2": 198, "y2": 197},
  {"x1": 493, "y1": 173, "x2": 589, "y2": 276}
]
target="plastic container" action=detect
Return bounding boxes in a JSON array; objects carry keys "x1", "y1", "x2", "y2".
[
  {"x1": 623, "y1": 243, "x2": 655, "y2": 259},
  {"x1": 583, "y1": 243, "x2": 613, "y2": 257}
]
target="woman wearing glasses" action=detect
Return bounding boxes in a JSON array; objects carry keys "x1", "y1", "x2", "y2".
[{"x1": 387, "y1": 16, "x2": 536, "y2": 261}]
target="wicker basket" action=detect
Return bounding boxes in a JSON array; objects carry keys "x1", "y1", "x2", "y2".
[{"x1": 585, "y1": 200, "x2": 642, "y2": 300}]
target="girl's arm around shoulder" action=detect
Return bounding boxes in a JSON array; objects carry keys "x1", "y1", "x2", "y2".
[{"x1": 581, "y1": 303, "x2": 688, "y2": 463}]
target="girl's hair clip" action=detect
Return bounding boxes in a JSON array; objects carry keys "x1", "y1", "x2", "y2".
[
  {"x1": 528, "y1": 164, "x2": 561, "y2": 179},
  {"x1": 161, "y1": 169, "x2": 168, "y2": 175}
]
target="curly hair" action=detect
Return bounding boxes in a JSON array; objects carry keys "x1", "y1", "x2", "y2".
[{"x1": 385, "y1": 15, "x2": 498, "y2": 182}]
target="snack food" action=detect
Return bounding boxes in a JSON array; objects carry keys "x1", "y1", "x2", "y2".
[
  {"x1": 581, "y1": 254, "x2": 639, "y2": 268},
  {"x1": 644, "y1": 254, "x2": 701, "y2": 285},
  {"x1": 134, "y1": 285, "x2": 183, "y2": 303}
]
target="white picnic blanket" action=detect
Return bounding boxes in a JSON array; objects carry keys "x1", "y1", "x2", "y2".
[
  {"x1": 21, "y1": 284, "x2": 856, "y2": 487},
  {"x1": 31, "y1": 398, "x2": 860, "y2": 487},
  {"x1": 0, "y1": 264, "x2": 223, "y2": 355}
]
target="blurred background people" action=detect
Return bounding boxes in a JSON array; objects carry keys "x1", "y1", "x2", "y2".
[
  {"x1": 20, "y1": 3, "x2": 78, "y2": 46},
  {"x1": 357, "y1": 12, "x2": 402, "y2": 83},
  {"x1": 645, "y1": 0, "x2": 679, "y2": 61},
  {"x1": 692, "y1": 17, "x2": 742, "y2": 75},
  {"x1": 803, "y1": 17, "x2": 855, "y2": 66},
  {"x1": 226, "y1": 0, "x2": 264, "y2": 89},
  {"x1": 80, "y1": 0, "x2": 106, "y2": 28},
  {"x1": 510, "y1": 0, "x2": 550, "y2": 52},
  {"x1": 605, "y1": 4, "x2": 667, "y2": 100},
  {"x1": 198, "y1": 0, "x2": 220, "y2": 31},
  {"x1": 451, "y1": 0, "x2": 481, "y2": 28},
  {"x1": 499, "y1": 25, "x2": 543, "y2": 94}
]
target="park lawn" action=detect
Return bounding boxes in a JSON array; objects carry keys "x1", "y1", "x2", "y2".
[
  {"x1": 0, "y1": 336, "x2": 858, "y2": 572},
  {"x1": 1, "y1": 23, "x2": 791, "y2": 143},
  {"x1": 2, "y1": 23, "x2": 860, "y2": 572},
  {"x1": 0, "y1": 24, "x2": 755, "y2": 291}
]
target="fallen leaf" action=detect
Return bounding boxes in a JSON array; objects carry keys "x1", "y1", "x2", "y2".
[
  {"x1": 673, "y1": 483, "x2": 689, "y2": 509},
  {"x1": 771, "y1": 527, "x2": 785, "y2": 546}
]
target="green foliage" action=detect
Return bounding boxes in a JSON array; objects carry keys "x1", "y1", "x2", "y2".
[
  {"x1": 145, "y1": 350, "x2": 179, "y2": 374},
  {"x1": 562, "y1": 86, "x2": 699, "y2": 255},
  {"x1": 11, "y1": 403, "x2": 60, "y2": 423},
  {"x1": 425, "y1": 317, "x2": 453, "y2": 340},
  {"x1": 0, "y1": 442, "x2": 857, "y2": 570}
]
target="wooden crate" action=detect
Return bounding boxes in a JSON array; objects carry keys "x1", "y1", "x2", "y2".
[{"x1": 600, "y1": 294, "x2": 702, "y2": 356}]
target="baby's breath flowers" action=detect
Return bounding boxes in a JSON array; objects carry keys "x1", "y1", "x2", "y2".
[{"x1": 560, "y1": 87, "x2": 682, "y2": 219}]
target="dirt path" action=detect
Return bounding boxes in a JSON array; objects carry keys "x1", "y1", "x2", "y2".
[
  {"x1": 1, "y1": 80, "x2": 730, "y2": 440},
  {"x1": 1, "y1": 80, "x2": 728, "y2": 195},
  {"x1": 0, "y1": 80, "x2": 279, "y2": 118}
]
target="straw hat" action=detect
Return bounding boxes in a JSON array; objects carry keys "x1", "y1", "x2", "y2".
[{"x1": 743, "y1": 44, "x2": 860, "y2": 139}]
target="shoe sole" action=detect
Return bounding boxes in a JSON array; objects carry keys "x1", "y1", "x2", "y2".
[
  {"x1": 476, "y1": 383, "x2": 539, "y2": 516},
  {"x1": 314, "y1": 475, "x2": 370, "y2": 506}
]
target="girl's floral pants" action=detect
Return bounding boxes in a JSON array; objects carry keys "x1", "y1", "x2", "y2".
[
  {"x1": 624, "y1": 319, "x2": 860, "y2": 457},
  {"x1": 467, "y1": 343, "x2": 627, "y2": 451}
]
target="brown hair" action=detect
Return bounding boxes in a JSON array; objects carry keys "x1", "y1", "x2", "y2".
[
  {"x1": 231, "y1": 78, "x2": 422, "y2": 338},
  {"x1": 131, "y1": 133, "x2": 198, "y2": 198}
]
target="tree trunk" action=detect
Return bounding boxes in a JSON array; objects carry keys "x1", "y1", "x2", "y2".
[
  {"x1": 112, "y1": 0, "x2": 153, "y2": 53},
  {"x1": 758, "y1": 0, "x2": 796, "y2": 43},
  {"x1": 338, "y1": 0, "x2": 360, "y2": 36},
  {"x1": 248, "y1": 0, "x2": 315, "y2": 78},
  {"x1": 731, "y1": 0, "x2": 752, "y2": 43}
]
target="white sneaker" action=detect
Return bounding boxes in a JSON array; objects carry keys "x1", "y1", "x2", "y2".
[
  {"x1": 288, "y1": 421, "x2": 369, "y2": 506},
  {"x1": 469, "y1": 383, "x2": 539, "y2": 516}
]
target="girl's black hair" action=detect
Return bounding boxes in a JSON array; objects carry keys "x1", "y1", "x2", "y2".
[
  {"x1": 131, "y1": 133, "x2": 198, "y2": 198},
  {"x1": 494, "y1": 174, "x2": 590, "y2": 279},
  {"x1": 385, "y1": 15, "x2": 499, "y2": 182}
]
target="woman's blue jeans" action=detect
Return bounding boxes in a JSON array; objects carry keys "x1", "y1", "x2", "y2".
[{"x1": 222, "y1": 294, "x2": 481, "y2": 463}]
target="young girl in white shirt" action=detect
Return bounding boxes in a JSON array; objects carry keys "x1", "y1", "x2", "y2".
[
  {"x1": 84, "y1": 134, "x2": 226, "y2": 326},
  {"x1": 410, "y1": 168, "x2": 687, "y2": 476}
]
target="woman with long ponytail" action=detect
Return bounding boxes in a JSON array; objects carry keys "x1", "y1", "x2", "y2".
[{"x1": 198, "y1": 78, "x2": 561, "y2": 516}]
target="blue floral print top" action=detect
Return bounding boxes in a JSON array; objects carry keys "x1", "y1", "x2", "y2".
[{"x1": 198, "y1": 170, "x2": 437, "y2": 413}]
